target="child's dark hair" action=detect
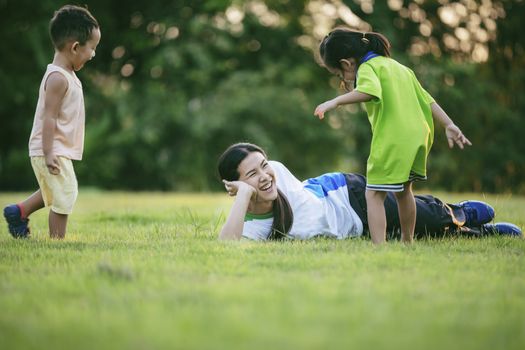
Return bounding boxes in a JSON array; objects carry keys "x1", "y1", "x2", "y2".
[
  {"x1": 217, "y1": 143, "x2": 294, "y2": 240},
  {"x1": 49, "y1": 5, "x2": 99, "y2": 50},
  {"x1": 320, "y1": 28, "x2": 391, "y2": 70}
]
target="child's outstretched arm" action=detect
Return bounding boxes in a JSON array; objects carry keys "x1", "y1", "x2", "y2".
[
  {"x1": 430, "y1": 102, "x2": 472, "y2": 149},
  {"x1": 314, "y1": 91, "x2": 373, "y2": 119}
]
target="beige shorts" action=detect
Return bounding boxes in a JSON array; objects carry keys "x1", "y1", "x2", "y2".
[{"x1": 31, "y1": 156, "x2": 78, "y2": 215}]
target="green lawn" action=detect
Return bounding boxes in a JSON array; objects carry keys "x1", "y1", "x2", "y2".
[{"x1": 0, "y1": 191, "x2": 524, "y2": 350}]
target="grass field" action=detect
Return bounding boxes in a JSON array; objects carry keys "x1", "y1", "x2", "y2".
[{"x1": 0, "y1": 190, "x2": 524, "y2": 350}]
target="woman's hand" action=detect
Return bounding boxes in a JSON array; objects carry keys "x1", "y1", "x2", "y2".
[
  {"x1": 223, "y1": 180, "x2": 257, "y2": 200},
  {"x1": 219, "y1": 180, "x2": 257, "y2": 240}
]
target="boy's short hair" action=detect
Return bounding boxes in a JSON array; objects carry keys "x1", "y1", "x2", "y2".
[{"x1": 49, "y1": 5, "x2": 99, "y2": 50}]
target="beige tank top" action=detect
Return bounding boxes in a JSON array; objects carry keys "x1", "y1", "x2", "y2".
[{"x1": 28, "y1": 64, "x2": 85, "y2": 160}]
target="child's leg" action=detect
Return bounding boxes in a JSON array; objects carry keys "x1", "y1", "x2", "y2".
[
  {"x1": 394, "y1": 182, "x2": 416, "y2": 243},
  {"x1": 35, "y1": 156, "x2": 77, "y2": 239},
  {"x1": 49, "y1": 211, "x2": 68, "y2": 239},
  {"x1": 4, "y1": 189, "x2": 45, "y2": 238},
  {"x1": 365, "y1": 189, "x2": 387, "y2": 244},
  {"x1": 19, "y1": 190, "x2": 45, "y2": 218}
]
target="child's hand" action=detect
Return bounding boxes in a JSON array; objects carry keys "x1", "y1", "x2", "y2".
[
  {"x1": 314, "y1": 99, "x2": 338, "y2": 120},
  {"x1": 445, "y1": 124, "x2": 472, "y2": 149},
  {"x1": 223, "y1": 180, "x2": 257, "y2": 200},
  {"x1": 45, "y1": 153, "x2": 61, "y2": 175}
]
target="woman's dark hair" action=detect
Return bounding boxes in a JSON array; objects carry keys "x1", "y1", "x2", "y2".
[
  {"x1": 49, "y1": 5, "x2": 99, "y2": 50},
  {"x1": 320, "y1": 28, "x2": 391, "y2": 70},
  {"x1": 217, "y1": 143, "x2": 293, "y2": 240}
]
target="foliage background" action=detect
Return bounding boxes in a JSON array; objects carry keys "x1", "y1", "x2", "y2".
[{"x1": 0, "y1": 0, "x2": 524, "y2": 192}]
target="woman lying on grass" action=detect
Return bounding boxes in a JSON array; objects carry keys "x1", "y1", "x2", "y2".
[{"x1": 217, "y1": 142, "x2": 522, "y2": 241}]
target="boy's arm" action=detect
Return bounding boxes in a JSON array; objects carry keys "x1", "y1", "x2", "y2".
[
  {"x1": 42, "y1": 72, "x2": 67, "y2": 174},
  {"x1": 314, "y1": 90, "x2": 373, "y2": 120},
  {"x1": 430, "y1": 102, "x2": 472, "y2": 149}
]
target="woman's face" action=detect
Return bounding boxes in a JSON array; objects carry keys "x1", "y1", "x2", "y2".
[{"x1": 237, "y1": 152, "x2": 278, "y2": 203}]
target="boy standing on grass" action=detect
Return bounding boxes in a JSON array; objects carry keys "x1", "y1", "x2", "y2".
[{"x1": 3, "y1": 5, "x2": 101, "y2": 239}]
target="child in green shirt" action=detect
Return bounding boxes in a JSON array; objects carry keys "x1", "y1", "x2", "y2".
[{"x1": 314, "y1": 28, "x2": 471, "y2": 244}]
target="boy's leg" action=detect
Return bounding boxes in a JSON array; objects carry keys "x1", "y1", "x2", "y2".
[
  {"x1": 365, "y1": 189, "x2": 387, "y2": 244},
  {"x1": 49, "y1": 211, "x2": 68, "y2": 239},
  {"x1": 19, "y1": 190, "x2": 45, "y2": 218},
  {"x1": 3, "y1": 190, "x2": 44, "y2": 238},
  {"x1": 394, "y1": 182, "x2": 416, "y2": 243},
  {"x1": 38, "y1": 156, "x2": 77, "y2": 239}
]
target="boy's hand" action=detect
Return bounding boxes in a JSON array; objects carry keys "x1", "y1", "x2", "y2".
[
  {"x1": 45, "y1": 153, "x2": 61, "y2": 175},
  {"x1": 445, "y1": 124, "x2": 472, "y2": 149},
  {"x1": 314, "y1": 99, "x2": 338, "y2": 120}
]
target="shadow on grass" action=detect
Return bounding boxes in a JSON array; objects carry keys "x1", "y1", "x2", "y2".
[{"x1": 0, "y1": 238, "x2": 146, "y2": 252}]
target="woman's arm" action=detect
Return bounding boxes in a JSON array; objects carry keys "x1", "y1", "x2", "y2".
[{"x1": 219, "y1": 181, "x2": 257, "y2": 240}]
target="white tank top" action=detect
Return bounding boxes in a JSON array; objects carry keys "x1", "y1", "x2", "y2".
[{"x1": 29, "y1": 64, "x2": 85, "y2": 160}]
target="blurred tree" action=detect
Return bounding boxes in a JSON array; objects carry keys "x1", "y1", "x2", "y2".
[{"x1": 0, "y1": 0, "x2": 523, "y2": 193}]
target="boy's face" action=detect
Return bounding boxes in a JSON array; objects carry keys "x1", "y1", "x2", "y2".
[{"x1": 71, "y1": 28, "x2": 101, "y2": 71}]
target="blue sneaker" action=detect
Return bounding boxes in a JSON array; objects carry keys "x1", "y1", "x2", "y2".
[
  {"x1": 3, "y1": 204, "x2": 30, "y2": 238},
  {"x1": 483, "y1": 222, "x2": 522, "y2": 237},
  {"x1": 458, "y1": 200, "x2": 495, "y2": 226}
]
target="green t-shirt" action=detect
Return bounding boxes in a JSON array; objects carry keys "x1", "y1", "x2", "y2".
[{"x1": 355, "y1": 56, "x2": 435, "y2": 185}]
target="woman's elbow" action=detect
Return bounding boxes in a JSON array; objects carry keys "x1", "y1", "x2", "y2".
[{"x1": 218, "y1": 229, "x2": 241, "y2": 240}]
